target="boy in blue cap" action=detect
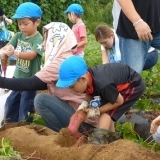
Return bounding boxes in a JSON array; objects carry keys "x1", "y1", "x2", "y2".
[
  {"x1": 65, "y1": 4, "x2": 87, "y2": 57},
  {"x1": 56, "y1": 56, "x2": 145, "y2": 144},
  {"x1": 1, "y1": 2, "x2": 43, "y2": 123}
]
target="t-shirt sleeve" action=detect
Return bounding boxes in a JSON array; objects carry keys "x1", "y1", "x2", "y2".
[
  {"x1": 78, "y1": 24, "x2": 87, "y2": 38},
  {"x1": 99, "y1": 83, "x2": 119, "y2": 104},
  {"x1": 30, "y1": 34, "x2": 44, "y2": 56},
  {"x1": 8, "y1": 32, "x2": 19, "y2": 47}
]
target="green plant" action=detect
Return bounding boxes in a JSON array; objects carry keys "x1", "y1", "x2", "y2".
[
  {"x1": 0, "y1": 138, "x2": 21, "y2": 159},
  {"x1": 116, "y1": 122, "x2": 160, "y2": 151},
  {"x1": 32, "y1": 114, "x2": 46, "y2": 126}
]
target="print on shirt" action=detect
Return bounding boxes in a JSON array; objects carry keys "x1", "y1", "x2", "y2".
[
  {"x1": 16, "y1": 39, "x2": 42, "y2": 73},
  {"x1": 47, "y1": 23, "x2": 69, "y2": 63}
]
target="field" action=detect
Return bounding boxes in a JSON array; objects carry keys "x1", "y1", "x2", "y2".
[{"x1": 0, "y1": 34, "x2": 160, "y2": 159}]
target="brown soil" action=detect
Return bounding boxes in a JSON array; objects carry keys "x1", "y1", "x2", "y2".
[{"x1": 0, "y1": 124, "x2": 159, "y2": 160}]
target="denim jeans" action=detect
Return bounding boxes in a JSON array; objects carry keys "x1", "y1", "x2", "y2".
[
  {"x1": 143, "y1": 49, "x2": 158, "y2": 70},
  {"x1": 119, "y1": 32, "x2": 160, "y2": 73},
  {"x1": 5, "y1": 90, "x2": 36, "y2": 123},
  {"x1": 34, "y1": 93, "x2": 94, "y2": 133}
]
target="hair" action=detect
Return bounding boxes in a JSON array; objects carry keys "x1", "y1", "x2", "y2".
[
  {"x1": 68, "y1": 12, "x2": 82, "y2": 18},
  {"x1": 94, "y1": 25, "x2": 113, "y2": 41},
  {"x1": 29, "y1": 17, "x2": 40, "y2": 23}
]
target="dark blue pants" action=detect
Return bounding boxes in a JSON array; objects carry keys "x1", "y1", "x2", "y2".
[
  {"x1": 5, "y1": 90, "x2": 36, "y2": 123},
  {"x1": 143, "y1": 49, "x2": 158, "y2": 70}
]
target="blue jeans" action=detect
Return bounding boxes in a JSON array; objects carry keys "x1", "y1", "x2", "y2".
[
  {"x1": 119, "y1": 32, "x2": 160, "y2": 73},
  {"x1": 5, "y1": 90, "x2": 36, "y2": 123},
  {"x1": 143, "y1": 49, "x2": 158, "y2": 70},
  {"x1": 34, "y1": 93, "x2": 94, "y2": 133}
]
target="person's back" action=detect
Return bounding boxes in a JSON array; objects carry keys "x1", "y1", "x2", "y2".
[
  {"x1": 65, "y1": 3, "x2": 87, "y2": 57},
  {"x1": 4, "y1": 2, "x2": 43, "y2": 123}
]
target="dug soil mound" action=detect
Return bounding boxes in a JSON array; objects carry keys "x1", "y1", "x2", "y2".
[{"x1": 0, "y1": 124, "x2": 160, "y2": 160}]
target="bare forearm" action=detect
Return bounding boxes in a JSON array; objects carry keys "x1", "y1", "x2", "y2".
[
  {"x1": 101, "y1": 50, "x2": 109, "y2": 64},
  {"x1": 77, "y1": 37, "x2": 88, "y2": 48},
  {"x1": 117, "y1": 0, "x2": 141, "y2": 24},
  {"x1": 99, "y1": 93, "x2": 124, "y2": 113},
  {"x1": 99, "y1": 102, "x2": 120, "y2": 113}
]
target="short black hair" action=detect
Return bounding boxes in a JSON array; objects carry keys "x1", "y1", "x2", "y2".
[
  {"x1": 0, "y1": 7, "x2": 4, "y2": 16},
  {"x1": 30, "y1": 18, "x2": 40, "y2": 23}
]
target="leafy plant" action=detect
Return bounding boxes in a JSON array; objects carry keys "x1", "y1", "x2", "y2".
[
  {"x1": 0, "y1": 138, "x2": 21, "y2": 159},
  {"x1": 116, "y1": 121, "x2": 160, "y2": 151}
]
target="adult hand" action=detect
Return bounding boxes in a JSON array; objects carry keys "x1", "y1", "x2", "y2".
[
  {"x1": 3, "y1": 45, "x2": 14, "y2": 56},
  {"x1": 134, "y1": 20, "x2": 153, "y2": 41},
  {"x1": 150, "y1": 116, "x2": 160, "y2": 134}
]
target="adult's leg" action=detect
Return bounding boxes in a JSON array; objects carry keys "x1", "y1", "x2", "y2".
[
  {"x1": 34, "y1": 93, "x2": 94, "y2": 133},
  {"x1": 119, "y1": 36, "x2": 150, "y2": 74},
  {"x1": 151, "y1": 32, "x2": 160, "y2": 51},
  {"x1": 143, "y1": 49, "x2": 158, "y2": 70},
  {"x1": 19, "y1": 90, "x2": 36, "y2": 122},
  {"x1": 5, "y1": 91, "x2": 21, "y2": 122}
]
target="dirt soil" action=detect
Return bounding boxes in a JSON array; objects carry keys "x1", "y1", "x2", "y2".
[{"x1": 0, "y1": 124, "x2": 160, "y2": 160}]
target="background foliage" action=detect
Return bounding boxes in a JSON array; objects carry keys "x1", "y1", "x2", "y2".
[
  {"x1": 1, "y1": 0, "x2": 160, "y2": 152},
  {"x1": 1, "y1": 0, "x2": 113, "y2": 34}
]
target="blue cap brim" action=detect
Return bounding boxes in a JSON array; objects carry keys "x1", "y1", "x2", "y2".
[
  {"x1": 11, "y1": 14, "x2": 31, "y2": 19},
  {"x1": 64, "y1": 10, "x2": 68, "y2": 14},
  {"x1": 56, "y1": 78, "x2": 76, "y2": 88}
]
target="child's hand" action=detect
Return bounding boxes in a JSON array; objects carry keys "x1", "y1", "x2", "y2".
[
  {"x1": 83, "y1": 107, "x2": 100, "y2": 119},
  {"x1": 76, "y1": 101, "x2": 89, "y2": 112},
  {"x1": 5, "y1": 17, "x2": 12, "y2": 25},
  {"x1": 150, "y1": 116, "x2": 160, "y2": 134}
]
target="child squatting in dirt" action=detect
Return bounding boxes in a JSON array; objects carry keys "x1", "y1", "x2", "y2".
[{"x1": 56, "y1": 56, "x2": 146, "y2": 144}]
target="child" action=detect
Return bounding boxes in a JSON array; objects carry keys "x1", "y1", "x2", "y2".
[
  {"x1": 0, "y1": 7, "x2": 12, "y2": 76},
  {"x1": 2, "y1": 2, "x2": 43, "y2": 123},
  {"x1": 94, "y1": 25, "x2": 158, "y2": 70},
  {"x1": 65, "y1": 3, "x2": 87, "y2": 57},
  {"x1": 56, "y1": 56, "x2": 145, "y2": 144},
  {"x1": 0, "y1": 7, "x2": 12, "y2": 47}
]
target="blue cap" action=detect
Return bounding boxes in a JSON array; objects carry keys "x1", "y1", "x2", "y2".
[
  {"x1": 65, "y1": 3, "x2": 83, "y2": 15},
  {"x1": 56, "y1": 56, "x2": 87, "y2": 88},
  {"x1": 12, "y1": 2, "x2": 42, "y2": 19}
]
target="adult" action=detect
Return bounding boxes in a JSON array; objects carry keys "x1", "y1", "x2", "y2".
[
  {"x1": 112, "y1": 0, "x2": 160, "y2": 73},
  {"x1": 0, "y1": 22, "x2": 94, "y2": 134}
]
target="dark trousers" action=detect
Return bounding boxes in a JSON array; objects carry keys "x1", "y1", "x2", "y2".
[{"x1": 5, "y1": 90, "x2": 36, "y2": 123}]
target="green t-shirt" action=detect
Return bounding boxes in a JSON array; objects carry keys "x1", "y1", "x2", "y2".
[{"x1": 8, "y1": 32, "x2": 43, "y2": 78}]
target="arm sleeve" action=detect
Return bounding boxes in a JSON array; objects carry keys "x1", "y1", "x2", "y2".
[
  {"x1": 0, "y1": 75, "x2": 47, "y2": 91},
  {"x1": 79, "y1": 24, "x2": 87, "y2": 38},
  {"x1": 100, "y1": 83, "x2": 119, "y2": 104}
]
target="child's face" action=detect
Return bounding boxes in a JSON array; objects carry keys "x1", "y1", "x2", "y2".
[
  {"x1": 67, "y1": 13, "x2": 76, "y2": 24},
  {"x1": 98, "y1": 33, "x2": 114, "y2": 49},
  {"x1": 69, "y1": 77, "x2": 87, "y2": 93},
  {"x1": 17, "y1": 18, "x2": 40, "y2": 37}
]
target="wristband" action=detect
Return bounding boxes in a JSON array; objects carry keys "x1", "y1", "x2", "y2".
[{"x1": 133, "y1": 19, "x2": 143, "y2": 27}]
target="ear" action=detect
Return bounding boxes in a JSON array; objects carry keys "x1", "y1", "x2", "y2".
[
  {"x1": 36, "y1": 19, "x2": 41, "y2": 27},
  {"x1": 110, "y1": 32, "x2": 114, "y2": 38},
  {"x1": 80, "y1": 76, "x2": 87, "y2": 83}
]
